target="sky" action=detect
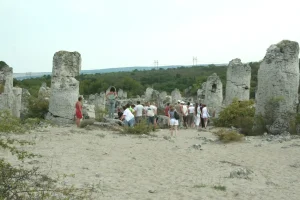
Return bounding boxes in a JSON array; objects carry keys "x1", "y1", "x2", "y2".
[{"x1": 1, "y1": 0, "x2": 300, "y2": 73}]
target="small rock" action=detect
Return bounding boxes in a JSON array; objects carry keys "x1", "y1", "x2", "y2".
[
  {"x1": 230, "y1": 168, "x2": 253, "y2": 179},
  {"x1": 148, "y1": 190, "x2": 156, "y2": 193},
  {"x1": 192, "y1": 144, "x2": 202, "y2": 150}
]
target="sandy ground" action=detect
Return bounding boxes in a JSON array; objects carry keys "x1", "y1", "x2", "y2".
[{"x1": 1, "y1": 125, "x2": 300, "y2": 200}]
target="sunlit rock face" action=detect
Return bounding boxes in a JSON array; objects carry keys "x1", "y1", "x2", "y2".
[{"x1": 225, "y1": 58, "x2": 251, "y2": 105}]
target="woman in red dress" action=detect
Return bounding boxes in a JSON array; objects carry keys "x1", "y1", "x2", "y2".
[{"x1": 75, "y1": 96, "x2": 83, "y2": 127}]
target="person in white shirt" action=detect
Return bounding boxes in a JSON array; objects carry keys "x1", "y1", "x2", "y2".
[
  {"x1": 188, "y1": 102, "x2": 195, "y2": 128},
  {"x1": 120, "y1": 104, "x2": 135, "y2": 127},
  {"x1": 194, "y1": 103, "x2": 201, "y2": 129},
  {"x1": 134, "y1": 101, "x2": 144, "y2": 123},
  {"x1": 150, "y1": 102, "x2": 158, "y2": 128},
  {"x1": 145, "y1": 102, "x2": 155, "y2": 125},
  {"x1": 201, "y1": 104, "x2": 210, "y2": 128},
  {"x1": 181, "y1": 101, "x2": 188, "y2": 128}
]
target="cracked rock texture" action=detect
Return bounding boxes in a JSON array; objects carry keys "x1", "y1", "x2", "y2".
[
  {"x1": 48, "y1": 51, "x2": 81, "y2": 123},
  {"x1": 255, "y1": 40, "x2": 299, "y2": 134},
  {"x1": 171, "y1": 88, "x2": 181, "y2": 103},
  {"x1": 225, "y1": 58, "x2": 251, "y2": 105},
  {"x1": 204, "y1": 73, "x2": 223, "y2": 116},
  {"x1": 0, "y1": 62, "x2": 22, "y2": 117}
]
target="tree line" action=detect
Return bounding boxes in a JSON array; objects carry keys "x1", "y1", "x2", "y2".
[{"x1": 14, "y1": 62, "x2": 262, "y2": 99}]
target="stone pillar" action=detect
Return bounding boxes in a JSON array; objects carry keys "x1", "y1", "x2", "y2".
[
  {"x1": 0, "y1": 62, "x2": 14, "y2": 115},
  {"x1": 171, "y1": 88, "x2": 182, "y2": 104},
  {"x1": 144, "y1": 87, "x2": 154, "y2": 102},
  {"x1": 12, "y1": 87, "x2": 22, "y2": 118},
  {"x1": 225, "y1": 58, "x2": 251, "y2": 105},
  {"x1": 255, "y1": 40, "x2": 299, "y2": 134},
  {"x1": 197, "y1": 82, "x2": 206, "y2": 103},
  {"x1": 38, "y1": 82, "x2": 51, "y2": 100},
  {"x1": 48, "y1": 51, "x2": 81, "y2": 123},
  {"x1": 204, "y1": 73, "x2": 223, "y2": 117}
]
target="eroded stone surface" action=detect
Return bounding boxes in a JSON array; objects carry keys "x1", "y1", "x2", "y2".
[
  {"x1": 48, "y1": 51, "x2": 81, "y2": 123},
  {"x1": 0, "y1": 62, "x2": 22, "y2": 117},
  {"x1": 255, "y1": 40, "x2": 299, "y2": 134},
  {"x1": 225, "y1": 58, "x2": 251, "y2": 105},
  {"x1": 204, "y1": 73, "x2": 223, "y2": 116},
  {"x1": 171, "y1": 88, "x2": 182, "y2": 104}
]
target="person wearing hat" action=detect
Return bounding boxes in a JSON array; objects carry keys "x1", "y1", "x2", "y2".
[
  {"x1": 181, "y1": 101, "x2": 188, "y2": 129},
  {"x1": 188, "y1": 102, "x2": 195, "y2": 128}
]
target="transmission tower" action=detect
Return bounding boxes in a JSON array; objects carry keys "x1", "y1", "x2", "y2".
[{"x1": 193, "y1": 57, "x2": 197, "y2": 66}]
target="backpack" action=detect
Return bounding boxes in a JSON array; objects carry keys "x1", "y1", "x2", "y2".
[{"x1": 174, "y1": 111, "x2": 180, "y2": 120}]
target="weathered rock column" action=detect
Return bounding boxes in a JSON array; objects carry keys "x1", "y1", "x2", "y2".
[
  {"x1": 255, "y1": 40, "x2": 299, "y2": 134},
  {"x1": 12, "y1": 87, "x2": 22, "y2": 118},
  {"x1": 48, "y1": 51, "x2": 81, "y2": 123},
  {"x1": 225, "y1": 58, "x2": 251, "y2": 105},
  {"x1": 204, "y1": 73, "x2": 223, "y2": 116},
  {"x1": 171, "y1": 88, "x2": 182, "y2": 104},
  {"x1": 0, "y1": 62, "x2": 15, "y2": 115}
]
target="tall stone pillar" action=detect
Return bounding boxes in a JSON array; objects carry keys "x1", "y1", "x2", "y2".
[
  {"x1": 48, "y1": 51, "x2": 81, "y2": 124},
  {"x1": 204, "y1": 73, "x2": 223, "y2": 117},
  {"x1": 0, "y1": 62, "x2": 15, "y2": 115},
  {"x1": 255, "y1": 40, "x2": 299, "y2": 134},
  {"x1": 225, "y1": 58, "x2": 251, "y2": 105}
]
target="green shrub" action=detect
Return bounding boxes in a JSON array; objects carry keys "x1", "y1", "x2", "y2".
[
  {"x1": 95, "y1": 107, "x2": 108, "y2": 122},
  {"x1": 0, "y1": 159, "x2": 95, "y2": 199},
  {"x1": 121, "y1": 120, "x2": 155, "y2": 135},
  {"x1": 26, "y1": 97, "x2": 49, "y2": 119},
  {"x1": 214, "y1": 129, "x2": 244, "y2": 143},
  {"x1": 0, "y1": 110, "x2": 24, "y2": 133},
  {"x1": 214, "y1": 99, "x2": 255, "y2": 135}
]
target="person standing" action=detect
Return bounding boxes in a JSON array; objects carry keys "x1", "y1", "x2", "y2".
[
  {"x1": 150, "y1": 102, "x2": 158, "y2": 128},
  {"x1": 188, "y1": 103, "x2": 195, "y2": 128},
  {"x1": 75, "y1": 96, "x2": 83, "y2": 127},
  {"x1": 168, "y1": 105, "x2": 179, "y2": 137},
  {"x1": 145, "y1": 102, "x2": 155, "y2": 126},
  {"x1": 201, "y1": 104, "x2": 210, "y2": 128},
  {"x1": 175, "y1": 100, "x2": 183, "y2": 128},
  {"x1": 134, "y1": 101, "x2": 144, "y2": 123},
  {"x1": 194, "y1": 103, "x2": 201, "y2": 130},
  {"x1": 200, "y1": 103, "x2": 205, "y2": 128},
  {"x1": 106, "y1": 87, "x2": 118, "y2": 118},
  {"x1": 181, "y1": 101, "x2": 188, "y2": 129},
  {"x1": 120, "y1": 104, "x2": 135, "y2": 127},
  {"x1": 164, "y1": 103, "x2": 170, "y2": 117}
]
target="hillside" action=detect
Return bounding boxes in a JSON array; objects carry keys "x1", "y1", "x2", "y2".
[{"x1": 13, "y1": 63, "x2": 260, "y2": 98}]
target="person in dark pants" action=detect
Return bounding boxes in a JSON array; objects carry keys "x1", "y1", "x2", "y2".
[{"x1": 200, "y1": 103, "x2": 205, "y2": 128}]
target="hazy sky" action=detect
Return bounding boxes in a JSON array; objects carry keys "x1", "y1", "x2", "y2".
[{"x1": 1, "y1": 0, "x2": 299, "y2": 73}]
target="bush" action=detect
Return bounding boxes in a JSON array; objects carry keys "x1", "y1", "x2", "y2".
[
  {"x1": 214, "y1": 129, "x2": 244, "y2": 143},
  {"x1": 0, "y1": 111, "x2": 96, "y2": 199},
  {"x1": 0, "y1": 159, "x2": 95, "y2": 199},
  {"x1": 121, "y1": 120, "x2": 155, "y2": 135},
  {"x1": 26, "y1": 97, "x2": 49, "y2": 119},
  {"x1": 0, "y1": 110, "x2": 24, "y2": 133},
  {"x1": 95, "y1": 107, "x2": 108, "y2": 122},
  {"x1": 214, "y1": 99, "x2": 255, "y2": 135}
]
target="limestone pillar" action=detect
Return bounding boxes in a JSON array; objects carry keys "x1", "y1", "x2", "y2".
[
  {"x1": 225, "y1": 58, "x2": 251, "y2": 105},
  {"x1": 48, "y1": 51, "x2": 81, "y2": 123}
]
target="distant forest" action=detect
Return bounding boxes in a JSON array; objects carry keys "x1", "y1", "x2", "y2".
[{"x1": 14, "y1": 62, "x2": 262, "y2": 99}]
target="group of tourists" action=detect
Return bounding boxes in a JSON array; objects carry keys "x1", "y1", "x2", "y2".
[
  {"x1": 118, "y1": 101, "x2": 158, "y2": 127},
  {"x1": 74, "y1": 86, "x2": 210, "y2": 135},
  {"x1": 165, "y1": 100, "x2": 210, "y2": 136}
]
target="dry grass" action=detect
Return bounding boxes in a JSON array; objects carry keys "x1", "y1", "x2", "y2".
[{"x1": 214, "y1": 129, "x2": 244, "y2": 143}]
